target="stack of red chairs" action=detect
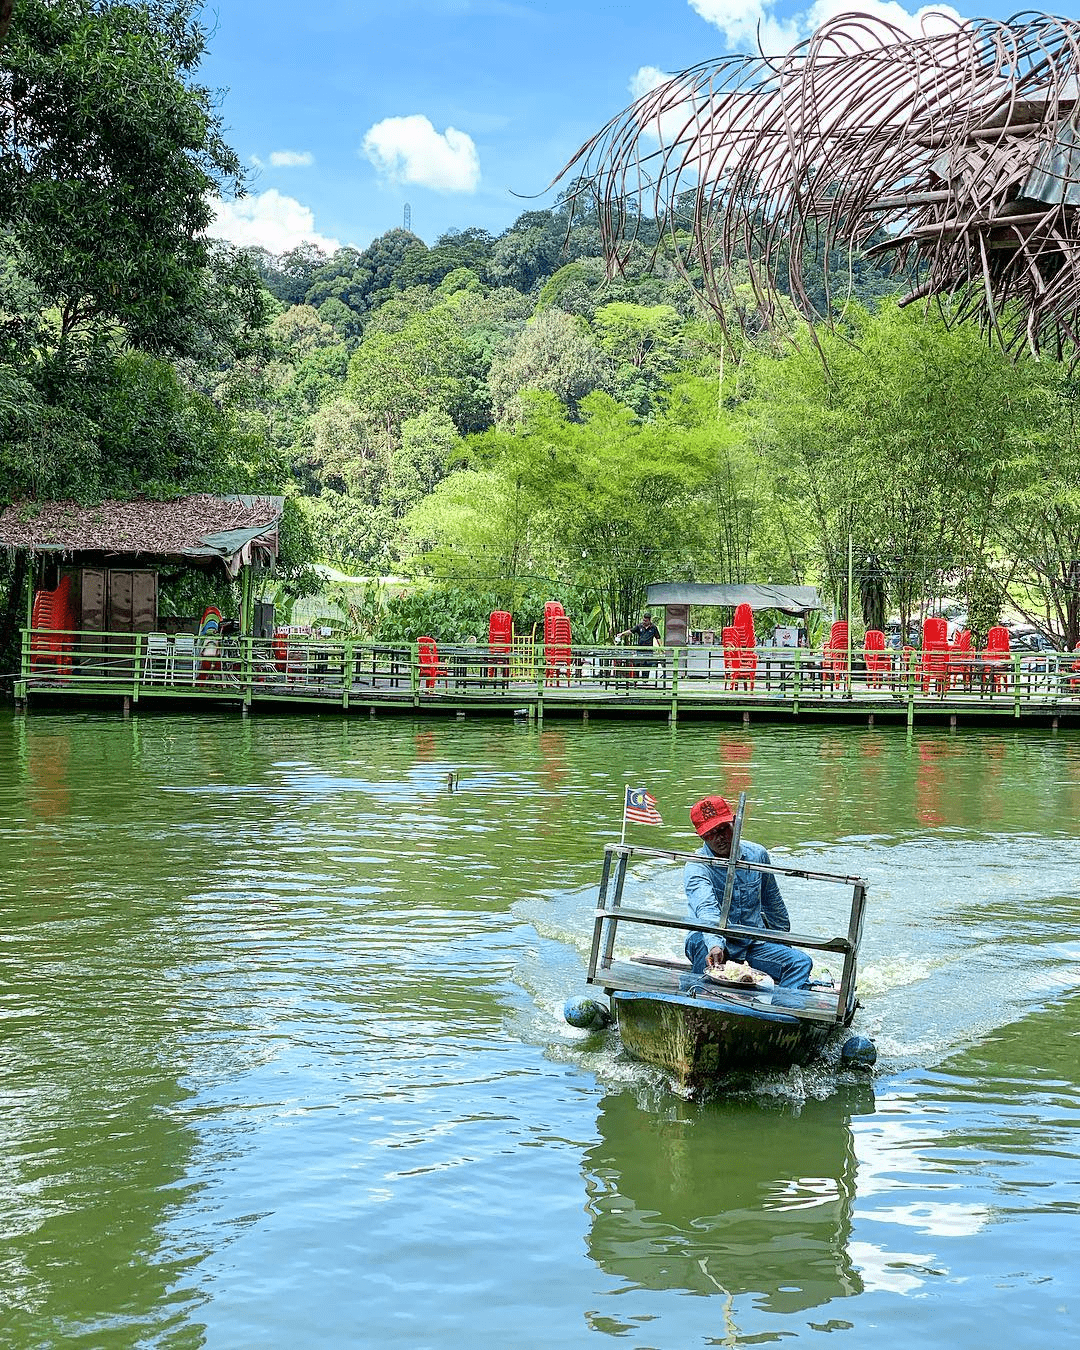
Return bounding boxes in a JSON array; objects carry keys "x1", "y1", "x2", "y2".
[
  {"x1": 543, "y1": 601, "x2": 564, "y2": 683},
  {"x1": 417, "y1": 636, "x2": 449, "y2": 691},
  {"x1": 823, "y1": 620, "x2": 849, "y2": 688},
  {"x1": 488, "y1": 609, "x2": 512, "y2": 683},
  {"x1": 30, "y1": 576, "x2": 77, "y2": 675},
  {"x1": 948, "y1": 628, "x2": 973, "y2": 688},
  {"x1": 863, "y1": 629, "x2": 890, "y2": 688},
  {"x1": 721, "y1": 625, "x2": 745, "y2": 689},
  {"x1": 920, "y1": 617, "x2": 949, "y2": 694},
  {"x1": 732, "y1": 602, "x2": 757, "y2": 690},
  {"x1": 983, "y1": 625, "x2": 1011, "y2": 692},
  {"x1": 546, "y1": 615, "x2": 572, "y2": 685}
]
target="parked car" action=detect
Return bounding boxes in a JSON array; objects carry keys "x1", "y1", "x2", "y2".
[
  {"x1": 1007, "y1": 626, "x2": 1058, "y2": 653},
  {"x1": 884, "y1": 622, "x2": 921, "y2": 650}
]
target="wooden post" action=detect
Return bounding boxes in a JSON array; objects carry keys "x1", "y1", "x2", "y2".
[
  {"x1": 792, "y1": 649, "x2": 801, "y2": 717},
  {"x1": 240, "y1": 566, "x2": 252, "y2": 636},
  {"x1": 906, "y1": 649, "x2": 915, "y2": 730},
  {"x1": 132, "y1": 632, "x2": 142, "y2": 704},
  {"x1": 241, "y1": 635, "x2": 252, "y2": 711},
  {"x1": 536, "y1": 656, "x2": 544, "y2": 725},
  {"x1": 669, "y1": 646, "x2": 679, "y2": 725},
  {"x1": 342, "y1": 642, "x2": 354, "y2": 710}
]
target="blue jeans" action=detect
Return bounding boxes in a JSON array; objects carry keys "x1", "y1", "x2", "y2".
[{"x1": 686, "y1": 932, "x2": 813, "y2": 988}]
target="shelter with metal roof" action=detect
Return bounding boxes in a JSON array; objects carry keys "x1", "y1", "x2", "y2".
[{"x1": 645, "y1": 583, "x2": 823, "y2": 644}]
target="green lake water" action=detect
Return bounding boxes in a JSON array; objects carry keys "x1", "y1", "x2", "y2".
[{"x1": 1, "y1": 710, "x2": 1078, "y2": 1348}]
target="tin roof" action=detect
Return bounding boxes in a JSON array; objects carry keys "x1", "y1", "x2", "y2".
[{"x1": 645, "y1": 583, "x2": 823, "y2": 614}]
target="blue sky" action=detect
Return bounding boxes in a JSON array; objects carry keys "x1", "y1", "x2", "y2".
[{"x1": 201, "y1": 0, "x2": 1024, "y2": 257}]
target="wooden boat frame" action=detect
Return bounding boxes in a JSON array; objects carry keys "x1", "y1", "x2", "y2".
[{"x1": 586, "y1": 843, "x2": 869, "y2": 1090}]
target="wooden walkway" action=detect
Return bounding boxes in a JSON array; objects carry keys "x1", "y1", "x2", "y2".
[{"x1": 15, "y1": 631, "x2": 1080, "y2": 726}]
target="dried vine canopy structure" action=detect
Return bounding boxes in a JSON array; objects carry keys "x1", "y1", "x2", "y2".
[{"x1": 558, "y1": 12, "x2": 1080, "y2": 356}]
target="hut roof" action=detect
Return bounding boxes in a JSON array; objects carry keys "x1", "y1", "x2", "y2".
[{"x1": 0, "y1": 495, "x2": 284, "y2": 574}]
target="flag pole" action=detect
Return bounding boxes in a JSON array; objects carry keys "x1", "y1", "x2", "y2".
[
  {"x1": 718, "y1": 791, "x2": 747, "y2": 929},
  {"x1": 620, "y1": 788, "x2": 628, "y2": 845}
]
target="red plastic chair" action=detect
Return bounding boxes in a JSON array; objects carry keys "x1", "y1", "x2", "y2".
[
  {"x1": 417, "y1": 636, "x2": 449, "y2": 692},
  {"x1": 823, "y1": 620, "x2": 849, "y2": 689},
  {"x1": 983, "y1": 625, "x2": 1011, "y2": 692},
  {"x1": 489, "y1": 610, "x2": 512, "y2": 650},
  {"x1": 732, "y1": 602, "x2": 757, "y2": 690},
  {"x1": 545, "y1": 615, "x2": 573, "y2": 685},
  {"x1": 920, "y1": 617, "x2": 949, "y2": 694},
  {"x1": 1068, "y1": 646, "x2": 1080, "y2": 695},
  {"x1": 948, "y1": 628, "x2": 973, "y2": 689},
  {"x1": 863, "y1": 629, "x2": 890, "y2": 688},
  {"x1": 733, "y1": 603, "x2": 754, "y2": 649}
]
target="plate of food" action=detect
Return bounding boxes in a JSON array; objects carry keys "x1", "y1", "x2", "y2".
[{"x1": 704, "y1": 960, "x2": 776, "y2": 991}]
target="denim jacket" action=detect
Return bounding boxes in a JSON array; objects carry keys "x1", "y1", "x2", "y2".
[{"x1": 684, "y1": 838, "x2": 791, "y2": 961}]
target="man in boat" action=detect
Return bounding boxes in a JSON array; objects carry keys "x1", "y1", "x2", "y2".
[{"x1": 683, "y1": 795, "x2": 813, "y2": 988}]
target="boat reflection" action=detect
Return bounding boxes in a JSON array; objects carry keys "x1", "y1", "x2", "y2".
[{"x1": 583, "y1": 1084, "x2": 875, "y2": 1315}]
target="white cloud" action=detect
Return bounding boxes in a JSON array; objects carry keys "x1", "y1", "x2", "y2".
[
  {"x1": 688, "y1": 0, "x2": 962, "y2": 55},
  {"x1": 630, "y1": 65, "x2": 700, "y2": 148},
  {"x1": 689, "y1": 0, "x2": 800, "y2": 55},
  {"x1": 269, "y1": 149, "x2": 315, "y2": 168},
  {"x1": 362, "y1": 115, "x2": 480, "y2": 193},
  {"x1": 805, "y1": 0, "x2": 963, "y2": 42},
  {"x1": 630, "y1": 65, "x2": 670, "y2": 100},
  {"x1": 209, "y1": 189, "x2": 340, "y2": 255}
]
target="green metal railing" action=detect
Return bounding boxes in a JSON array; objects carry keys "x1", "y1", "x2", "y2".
[{"x1": 17, "y1": 629, "x2": 1080, "y2": 716}]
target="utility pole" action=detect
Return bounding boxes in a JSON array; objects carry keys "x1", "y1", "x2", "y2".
[{"x1": 847, "y1": 531, "x2": 854, "y2": 696}]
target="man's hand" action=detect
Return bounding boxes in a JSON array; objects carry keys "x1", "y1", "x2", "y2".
[{"x1": 706, "y1": 945, "x2": 727, "y2": 968}]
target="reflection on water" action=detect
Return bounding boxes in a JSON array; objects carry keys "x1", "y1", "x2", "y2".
[{"x1": 584, "y1": 1086, "x2": 874, "y2": 1313}]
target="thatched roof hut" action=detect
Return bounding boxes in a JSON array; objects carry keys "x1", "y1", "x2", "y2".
[{"x1": 0, "y1": 494, "x2": 284, "y2": 577}]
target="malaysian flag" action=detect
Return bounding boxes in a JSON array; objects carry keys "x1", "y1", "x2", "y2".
[{"x1": 624, "y1": 786, "x2": 663, "y2": 826}]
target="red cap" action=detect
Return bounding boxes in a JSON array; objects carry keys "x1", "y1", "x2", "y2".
[{"x1": 689, "y1": 795, "x2": 735, "y2": 836}]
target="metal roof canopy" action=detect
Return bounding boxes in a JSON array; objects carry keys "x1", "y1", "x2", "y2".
[{"x1": 645, "y1": 583, "x2": 823, "y2": 616}]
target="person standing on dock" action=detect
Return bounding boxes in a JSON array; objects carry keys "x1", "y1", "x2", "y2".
[
  {"x1": 683, "y1": 795, "x2": 813, "y2": 988},
  {"x1": 617, "y1": 612, "x2": 662, "y2": 681}
]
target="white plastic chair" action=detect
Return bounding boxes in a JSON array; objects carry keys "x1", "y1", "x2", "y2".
[
  {"x1": 144, "y1": 633, "x2": 172, "y2": 684},
  {"x1": 172, "y1": 633, "x2": 196, "y2": 684}
]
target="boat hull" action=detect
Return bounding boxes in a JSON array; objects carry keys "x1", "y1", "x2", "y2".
[{"x1": 613, "y1": 990, "x2": 833, "y2": 1092}]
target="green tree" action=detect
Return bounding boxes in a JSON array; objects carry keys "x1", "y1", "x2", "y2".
[
  {"x1": 488, "y1": 309, "x2": 609, "y2": 422},
  {"x1": 406, "y1": 391, "x2": 716, "y2": 635},
  {"x1": 1, "y1": 0, "x2": 246, "y2": 358},
  {"x1": 488, "y1": 210, "x2": 570, "y2": 292},
  {"x1": 992, "y1": 368, "x2": 1080, "y2": 646},
  {"x1": 741, "y1": 303, "x2": 1039, "y2": 631},
  {"x1": 593, "y1": 301, "x2": 684, "y2": 415}
]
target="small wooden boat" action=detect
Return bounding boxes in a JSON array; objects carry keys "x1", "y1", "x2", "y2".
[{"x1": 568, "y1": 840, "x2": 871, "y2": 1095}]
